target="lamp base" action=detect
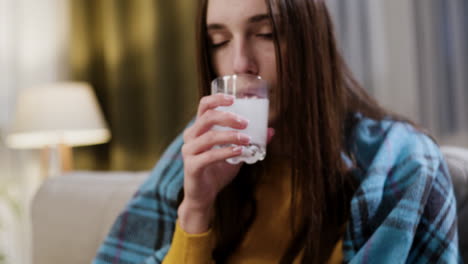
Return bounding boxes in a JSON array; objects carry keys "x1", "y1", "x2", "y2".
[{"x1": 40, "y1": 144, "x2": 73, "y2": 179}]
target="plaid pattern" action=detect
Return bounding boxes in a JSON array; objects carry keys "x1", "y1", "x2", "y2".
[
  {"x1": 343, "y1": 115, "x2": 461, "y2": 263},
  {"x1": 93, "y1": 115, "x2": 462, "y2": 264}
]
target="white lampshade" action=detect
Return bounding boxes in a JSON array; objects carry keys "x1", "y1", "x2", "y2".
[{"x1": 7, "y1": 82, "x2": 111, "y2": 149}]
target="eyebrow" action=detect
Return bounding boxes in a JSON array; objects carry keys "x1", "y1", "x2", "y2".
[{"x1": 207, "y1": 13, "x2": 271, "y2": 31}]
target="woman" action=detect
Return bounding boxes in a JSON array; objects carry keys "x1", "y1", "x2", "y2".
[{"x1": 93, "y1": 0, "x2": 461, "y2": 263}]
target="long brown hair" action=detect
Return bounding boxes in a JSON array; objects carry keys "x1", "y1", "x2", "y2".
[{"x1": 195, "y1": 0, "x2": 394, "y2": 263}]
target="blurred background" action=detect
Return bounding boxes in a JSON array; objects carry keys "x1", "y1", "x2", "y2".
[{"x1": 0, "y1": 0, "x2": 466, "y2": 263}]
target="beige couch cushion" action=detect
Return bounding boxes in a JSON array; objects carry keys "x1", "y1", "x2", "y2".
[{"x1": 31, "y1": 171, "x2": 148, "y2": 264}]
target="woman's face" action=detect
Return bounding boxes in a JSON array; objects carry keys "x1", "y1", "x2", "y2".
[{"x1": 206, "y1": 0, "x2": 277, "y2": 88}]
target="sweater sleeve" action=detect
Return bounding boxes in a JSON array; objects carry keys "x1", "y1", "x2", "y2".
[{"x1": 162, "y1": 221, "x2": 215, "y2": 264}]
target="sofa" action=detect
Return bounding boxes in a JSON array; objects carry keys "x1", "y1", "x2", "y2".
[{"x1": 31, "y1": 147, "x2": 468, "y2": 264}]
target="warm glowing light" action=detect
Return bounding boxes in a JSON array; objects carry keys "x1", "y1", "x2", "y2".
[{"x1": 7, "y1": 82, "x2": 111, "y2": 149}]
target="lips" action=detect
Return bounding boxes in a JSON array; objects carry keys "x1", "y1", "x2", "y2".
[{"x1": 239, "y1": 92, "x2": 260, "y2": 98}]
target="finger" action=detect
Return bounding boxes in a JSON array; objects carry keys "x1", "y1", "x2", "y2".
[
  {"x1": 197, "y1": 94, "x2": 235, "y2": 118},
  {"x1": 266, "y1": 128, "x2": 275, "y2": 144},
  {"x1": 191, "y1": 146, "x2": 244, "y2": 174},
  {"x1": 190, "y1": 109, "x2": 249, "y2": 139},
  {"x1": 185, "y1": 130, "x2": 251, "y2": 155}
]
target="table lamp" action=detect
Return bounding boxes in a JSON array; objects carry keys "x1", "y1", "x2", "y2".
[{"x1": 6, "y1": 82, "x2": 111, "y2": 178}]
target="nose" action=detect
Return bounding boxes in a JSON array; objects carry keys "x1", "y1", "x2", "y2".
[{"x1": 232, "y1": 39, "x2": 258, "y2": 76}]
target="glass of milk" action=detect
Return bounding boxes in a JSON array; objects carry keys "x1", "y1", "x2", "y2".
[{"x1": 211, "y1": 74, "x2": 269, "y2": 164}]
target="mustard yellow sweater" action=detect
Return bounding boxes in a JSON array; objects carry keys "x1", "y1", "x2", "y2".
[{"x1": 163, "y1": 162, "x2": 342, "y2": 264}]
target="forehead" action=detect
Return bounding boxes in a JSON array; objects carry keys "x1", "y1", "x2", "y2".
[{"x1": 206, "y1": 0, "x2": 269, "y2": 24}]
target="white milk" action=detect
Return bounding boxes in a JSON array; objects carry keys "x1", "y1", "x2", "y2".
[{"x1": 213, "y1": 98, "x2": 269, "y2": 164}]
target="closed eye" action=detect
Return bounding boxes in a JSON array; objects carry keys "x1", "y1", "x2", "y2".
[
  {"x1": 210, "y1": 40, "x2": 229, "y2": 49},
  {"x1": 256, "y1": 33, "x2": 274, "y2": 39}
]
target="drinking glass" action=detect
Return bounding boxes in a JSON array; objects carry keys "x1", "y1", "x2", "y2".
[{"x1": 211, "y1": 74, "x2": 269, "y2": 164}]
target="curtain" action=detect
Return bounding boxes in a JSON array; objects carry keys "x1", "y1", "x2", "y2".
[
  {"x1": 327, "y1": 0, "x2": 468, "y2": 147},
  {"x1": 0, "y1": 1, "x2": 70, "y2": 263},
  {"x1": 413, "y1": 0, "x2": 468, "y2": 143},
  {"x1": 70, "y1": 0, "x2": 198, "y2": 170}
]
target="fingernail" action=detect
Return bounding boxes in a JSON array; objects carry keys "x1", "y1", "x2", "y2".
[
  {"x1": 224, "y1": 95, "x2": 235, "y2": 101},
  {"x1": 237, "y1": 118, "x2": 249, "y2": 126},
  {"x1": 237, "y1": 133, "x2": 251, "y2": 144},
  {"x1": 233, "y1": 146, "x2": 243, "y2": 152}
]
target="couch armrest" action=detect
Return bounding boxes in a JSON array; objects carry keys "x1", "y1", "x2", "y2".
[
  {"x1": 441, "y1": 146, "x2": 468, "y2": 262},
  {"x1": 31, "y1": 171, "x2": 148, "y2": 264}
]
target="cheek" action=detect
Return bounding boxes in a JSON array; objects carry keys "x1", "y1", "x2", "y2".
[
  {"x1": 255, "y1": 43, "x2": 277, "y2": 82},
  {"x1": 255, "y1": 43, "x2": 275, "y2": 63},
  {"x1": 211, "y1": 50, "x2": 232, "y2": 76},
  {"x1": 256, "y1": 44, "x2": 277, "y2": 122}
]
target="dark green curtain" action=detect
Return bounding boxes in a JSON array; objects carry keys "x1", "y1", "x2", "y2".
[{"x1": 70, "y1": 0, "x2": 198, "y2": 170}]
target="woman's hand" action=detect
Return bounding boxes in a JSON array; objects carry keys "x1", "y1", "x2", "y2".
[{"x1": 178, "y1": 94, "x2": 273, "y2": 233}]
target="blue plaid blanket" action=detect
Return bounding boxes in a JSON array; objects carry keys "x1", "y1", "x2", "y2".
[{"x1": 93, "y1": 115, "x2": 462, "y2": 263}]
